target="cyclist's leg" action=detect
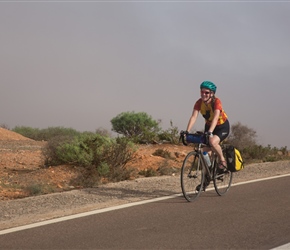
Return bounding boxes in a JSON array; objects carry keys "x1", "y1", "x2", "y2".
[
  {"x1": 209, "y1": 135, "x2": 224, "y2": 161},
  {"x1": 204, "y1": 123, "x2": 220, "y2": 159},
  {"x1": 208, "y1": 120, "x2": 230, "y2": 165},
  {"x1": 203, "y1": 124, "x2": 213, "y2": 156}
]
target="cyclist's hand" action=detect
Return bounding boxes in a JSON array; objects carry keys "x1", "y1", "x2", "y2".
[
  {"x1": 180, "y1": 130, "x2": 188, "y2": 137},
  {"x1": 204, "y1": 131, "x2": 213, "y2": 145},
  {"x1": 205, "y1": 131, "x2": 213, "y2": 137},
  {"x1": 179, "y1": 130, "x2": 189, "y2": 145}
]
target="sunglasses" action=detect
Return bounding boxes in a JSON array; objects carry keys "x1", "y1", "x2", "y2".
[{"x1": 201, "y1": 90, "x2": 211, "y2": 95}]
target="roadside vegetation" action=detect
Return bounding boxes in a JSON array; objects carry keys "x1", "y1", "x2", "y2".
[{"x1": 2, "y1": 111, "x2": 289, "y2": 189}]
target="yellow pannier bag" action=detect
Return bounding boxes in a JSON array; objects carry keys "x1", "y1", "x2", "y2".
[{"x1": 226, "y1": 145, "x2": 244, "y2": 172}]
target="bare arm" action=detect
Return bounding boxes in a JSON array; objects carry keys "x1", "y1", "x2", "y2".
[{"x1": 186, "y1": 109, "x2": 199, "y2": 132}]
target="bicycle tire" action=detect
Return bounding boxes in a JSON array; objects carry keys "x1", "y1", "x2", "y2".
[
  {"x1": 180, "y1": 151, "x2": 204, "y2": 202},
  {"x1": 213, "y1": 157, "x2": 233, "y2": 196}
]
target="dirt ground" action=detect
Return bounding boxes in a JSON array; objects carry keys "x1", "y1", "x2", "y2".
[{"x1": 0, "y1": 128, "x2": 192, "y2": 200}]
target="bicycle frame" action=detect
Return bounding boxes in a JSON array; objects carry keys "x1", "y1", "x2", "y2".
[
  {"x1": 180, "y1": 131, "x2": 233, "y2": 202},
  {"x1": 195, "y1": 143, "x2": 215, "y2": 179}
]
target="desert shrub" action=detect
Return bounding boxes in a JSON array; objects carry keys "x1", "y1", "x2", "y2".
[
  {"x1": 97, "y1": 162, "x2": 110, "y2": 176},
  {"x1": 100, "y1": 137, "x2": 136, "y2": 181},
  {"x1": 158, "y1": 120, "x2": 180, "y2": 144},
  {"x1": 12, "y1": 126, "x2": 41, "y2": 140},
  {"x1": 226, "y1": 122, "x2": 257, "y2": 150},
  {"x1": 280, "y1": 146, "x2": 288, "y2": 156},
  {"x1": 0, "y1": 123, "x2": 10, "y2": 130},
  {"x1": 157, "y1": 160, "x2": 178, "y2": 176},
  {"x1": 241, "y1": 144, "x2": 288, "y2": 163},
  {"x1": 13, "y1": 126, "x2": 81, "y2": 141},
  {"x1": 152, "y1": 149, "x2": 175, "y2": 160},
  {"x1": 44, "y1": 133, "x2": 106, "y2": 167},
  {"x1": 95, "y1": 127, "x2": 112, "y2": 137},
  {"x1": 241, "y1": 145, "x2": 270, "y2": 160},
  {"x1": 24, "y1": 183, "x2": 56, "y2": 196},
  {"x1": 264, "y1": 155, "x2": 277, "y2": 162},
  {"x1": 38, "y1": 127, "x2": 82, "y2": 141},
  {"x1": 43, "y1": 133, "x2": 136, "y2": 185},
  {"x1": 139, "y1": 168, "x2": 157, "y2": 177},
  {"x1": 24, "y1": 184, "x2": 43, "y2": 196},
  {"x1": 43, "y1": 135, "x2": 76, "y2": 166},
  {"x1": 222, "y1": 122, "x2": 290, "y2": 163},
  {"x1": 70, "y1": 164, "x2": 101, "y2": 188},
  {"x1": 56, "y1": 141, "x2": 94, "y2": 166},
  {"x1": 111, "y1": 111, "x2": 161, "y2": 143}
]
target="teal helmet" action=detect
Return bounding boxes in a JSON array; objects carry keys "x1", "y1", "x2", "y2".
[{"x1": 200, "y1": 81, "x2": 217, "y2": 93}]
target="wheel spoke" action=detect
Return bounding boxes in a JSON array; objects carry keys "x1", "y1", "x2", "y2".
[{"x1": 180, "y1": 151, "x2": 204, "y2": 202}]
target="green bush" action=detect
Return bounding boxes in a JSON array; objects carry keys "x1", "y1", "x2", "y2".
[
  {"x1": 44, "y1": 133, "x2": 136, "y2": 185},
  {"x1": 56, "y1": 140, "x2": 94, "y2": 166},
  {"x1": 98, "y1": 162, "x2": 110, "y2": 176},
  {"x1": 241, "y1": 144, "x2": 289, "y2": 163},
  {"x1": 12, "y1": 126, "x2": 41, "y2": 140},
  {"x1": 24, "y1": 183, "x2": 56, "y2": 196},
  {"x1": 111, "y1": 111, "x2": 160, "y2": 143},
  {"x1": 13, "y1": 126, "x2": 81, "y2": 141},
  {"x1": 100, "y1": 137, "x2": 136, "y2": 181},
  {"x1": 139, "y1": 168, "x2": 157, "y2": 177},
  {"x1": 157, "y1": 160, "x2": 178, "y2": 176},
  {"x1": 43, "y1": 135, "x2": 76, "y2": 166},
  {"x1": 224, "y1": 122, "x2": 289, "y2": 163},
  {"x1": 158, "y1": 120, "x2": 180, "y2": 144},
  {"x1": 152, "y1": 149, "x2": 175, "y2": 160},
  {"x1": 70, "y1": 165, "x2": 100, "y2": 188}
]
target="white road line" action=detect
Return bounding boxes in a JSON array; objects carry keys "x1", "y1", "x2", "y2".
[
  {"x1": 0, "y1": 194, "x2": 181, "y2": 235},
  {"x1": 271, "y1": 243, "x2": 290, "y2": 249},
  {"x1": 231, "y1": 173, "x2": 290, "y2": 186},
  {"x1": 1, "y1": 173, "x2": 290, "y2": 236}
]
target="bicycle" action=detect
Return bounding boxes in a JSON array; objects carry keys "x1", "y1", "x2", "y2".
[{"x1": 180, "y1": 131, "x2": 233, "y2": 202}]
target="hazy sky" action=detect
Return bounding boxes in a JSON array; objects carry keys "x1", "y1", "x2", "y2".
[{"x1": 1, "y1": 1, "x2": 290, "y2": 148}]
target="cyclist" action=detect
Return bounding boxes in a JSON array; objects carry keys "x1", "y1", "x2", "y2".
[{"x1": 185, "y1": 81, "x2": 230, "y2": 189}]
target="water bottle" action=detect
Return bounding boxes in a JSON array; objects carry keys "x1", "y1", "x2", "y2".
[{"x1": 203, "y1": 151, "x2": 211, "y2": 167}]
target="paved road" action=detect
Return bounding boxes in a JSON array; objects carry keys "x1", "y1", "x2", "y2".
[{"x1": 0, "y1": 176, "x2": 290, "y2": 249}]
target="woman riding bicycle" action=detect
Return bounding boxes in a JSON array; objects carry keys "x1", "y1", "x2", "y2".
[{"x1": 185, "y1": 81, "x2": 230, "y2": 171}]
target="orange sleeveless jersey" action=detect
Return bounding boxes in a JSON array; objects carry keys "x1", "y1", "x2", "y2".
[{"x1": 194, "y1": 97, "x2": 228, "y2": 126}]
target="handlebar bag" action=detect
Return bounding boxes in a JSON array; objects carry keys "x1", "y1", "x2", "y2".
[{"x1": 186, "y1": 133, "x2": 205, "y2": 144}]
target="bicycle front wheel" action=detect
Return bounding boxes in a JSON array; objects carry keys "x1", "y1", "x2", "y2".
[
  {"x1": 180, "y1": 151, "x2": 204, "y2": 202},
  {"x1": 213, "y1": 160, "x2": 233, "y2": 196}
]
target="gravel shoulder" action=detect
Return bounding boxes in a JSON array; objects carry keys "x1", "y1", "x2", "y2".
[{"x1": 1, "y1": 161, "x2": 290, "y2": 231}]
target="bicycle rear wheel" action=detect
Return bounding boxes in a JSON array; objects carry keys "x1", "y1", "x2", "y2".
[
  {"x1": 181, "y1": 151, "x2": 204, "y2": 202},
  {"x1": 213, "y1": 159, "x2": 233, "y2": 196}
]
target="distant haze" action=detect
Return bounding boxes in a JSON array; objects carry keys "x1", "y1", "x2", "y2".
[{"x1": 1, "y1": 1, "x2": 290, "y2": 148}]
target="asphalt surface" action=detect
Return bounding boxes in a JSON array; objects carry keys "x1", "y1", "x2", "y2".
[{"x1": 0, "y1": 176, "x2": 290, "y2": 249}]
